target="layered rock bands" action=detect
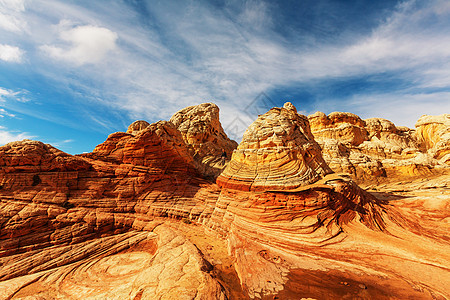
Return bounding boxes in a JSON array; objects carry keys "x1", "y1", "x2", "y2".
[
  {"x1": 0, "y1": 102, "x2": 448, "y2": 299},
  {"x1": 308, "y1": 111, "x2": 450, "y2": 182}
]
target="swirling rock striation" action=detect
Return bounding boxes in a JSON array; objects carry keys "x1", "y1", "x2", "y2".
[
  {"x1": 0, "y1": 140, "x2": 91, "y2": 174},
  {"x1": 0, "y1": 103, "x2": 449, "y2": 299},
  {"x1": 210, "y1": 104, "x2": 403, "y2": 298},
  {"x1": 0, "y1": 119, "x2": 226, "y2": 298},
  {"x1": 217, "y1": 102, "x2": 332, "y2": 191}
]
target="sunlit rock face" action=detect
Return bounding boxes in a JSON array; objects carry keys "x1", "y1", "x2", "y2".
[
  {"x1": 210, "y1": 104, "x2": 396, "y2": 298},
  {"x1": 207, "y1": 172, "x2": 394, "y2": 298},
  {"x1": 0, "y1": 139, "x2": 91, "y2": 174},
  {"x1": 170, "y1": 103, "x2": 238, "y2": 178},
  {"x1": 92, "y1": 120, "x2": 197, "y2": 176},
  {"x1": 415, "y1": 114, "x2": 450, "y2": 164},
  {"x1": 308, "y1": 111, "x2": 369, "y2": 146},
  {"x1": 0, "y1": 103, "x2": 449, "y2": 300},
  {"x1": 308, "y1": 111, "x2": 449, "y2": 182},
  {"x1": 0, "y1": 121, "x2": 226, "y2": 299},
  {"x1": 217, "y1": 102, "x2": 332, "y2": 191},
  {"x1": 126, "y1": 120, "x2": 150, "y2": 135}
]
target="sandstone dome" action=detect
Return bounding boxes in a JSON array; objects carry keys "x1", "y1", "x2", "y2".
[
  {"x1": 217, "y1": 102, "x2": 332, "y2": 191},
  {"x1": 126, "y1": 120, "x2": 150, "y2": 135}
]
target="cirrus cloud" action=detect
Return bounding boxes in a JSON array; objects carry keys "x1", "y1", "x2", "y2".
[
  {"x1": 0, "y1": 127, "x2": 35, "y2": 145},
  {"x1": 0, "y1": 0, "x2": 27, "y2": 33},
  {"x1": 0, "y1": 108, "x2": 15, "y2": 118},
  {"x1": 0, "y1": 87, "x2": 29, "y2": 102},
  {"x1": 1, "y1": 0, "x2": 450, "y2": 154}
]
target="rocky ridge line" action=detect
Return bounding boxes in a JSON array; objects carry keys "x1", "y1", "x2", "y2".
[{"x1": 0, "y1": 102, "x2": 448, "y2": 299}]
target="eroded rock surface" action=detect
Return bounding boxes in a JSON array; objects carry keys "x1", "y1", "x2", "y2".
[
  {"x1": 93, "y1": 120, "x2": 196, "y2": 174},
  {"x1": 308, "y1": 111, "x2": 450, "y2": 182},
  {"x1": 0, "y1": 226, "x2": 227, "y2": 299},
  {"x1": 415, "y1": 114, "x2": 450, "y2": 164},
  {"x1": 170, "y1": 103, "x2": 238, "y2": 178},
  {"x1": 217, "y1": 103, "x2": 332, "y2": 191},
  {"x1": 0, "y1": 140, "x2": 91, "y2": 174},
  {"x1": 126, "y1": 120, "x2": 150, "y2": 135},
  {"x1": 0, "y1": 103, "x2": 449, "y2": 300}
]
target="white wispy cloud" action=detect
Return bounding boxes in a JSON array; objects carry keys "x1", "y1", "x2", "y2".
[
  {"x1": 236, "y1": 0, "x2": 273, "y2": 31},
  {"x1": 0, "y1": 108, "x2": 15, "y2": 118},
  {"x1": 0, "y1": 0, "x2": 27, "y2": 32},
  {"x1": 0, "y1": 87, "x2": 18, "y2": 100},
  {"x1": 131, "y1": 0, "x2": 449, "y2": 101},
  {"x1": 0, "y1": 87, "x2": 13, "y2": 97},
  {"x1": 0, "y1": 127, "x2": 35, "y2": 145},
  {"x1": 2, "y1": 0, "x2": 449, "y2": 139},
  {"x1": 0, "y1": 0, "x2": 26, "y2": 13},
  {"x1": 334, "y1": 4, "x2": 450, "y2": 76},
  {"x1": 50, "y1": 138, "x2": 74, "y2": 149},
  {"x1": 0, "y1": 87, "x2": 29, "y2": 102},
  {"x1": 41, "y1": 23, "x2": 118, "y2": 65},
  {"x1": 0, "y1": 44, "x2": 24, "y2": 62}
]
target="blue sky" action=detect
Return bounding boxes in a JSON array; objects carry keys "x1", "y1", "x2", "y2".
[{"x1": 1, "y1": 0, "x2": 449, "y2": 154}]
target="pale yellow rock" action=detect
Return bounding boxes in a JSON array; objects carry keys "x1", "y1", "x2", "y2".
[
  {"x1": 308, "y1": 111, "x2": 368, "y2": 146},
  {"x1": 415, "y1": 114, "x2": 450, "y2": 163},
  {"x1": 170, "y1": 103, "x2": 238, "y2": 177},
  {"x1": 217, "y1": 103, "x2": 332, "y2": 191},
  {"x1": 126, "y1": 120, "x2": 150, "y2": 135},
  {"x1": 308, "y1": 111, "x2": 449, "y2": 181},
  {"x1": 283, "y1": 101, "x2": 297, "y2": 113}
]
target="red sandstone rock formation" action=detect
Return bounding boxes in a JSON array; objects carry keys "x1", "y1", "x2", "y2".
[
  {"x1": 92, "y1": 120, "x2": 197, "y2": 175},
  {"x1": 0, "y1": 139, "x2": 91, "y2": 174},
  {"x1": 0, "y1": 103, "x2": 448, "y2": 299}
]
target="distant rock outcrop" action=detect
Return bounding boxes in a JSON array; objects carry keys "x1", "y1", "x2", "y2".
[
  {"x1": 308, "y1": 111, "x2": 448, "y2": 181},
  {"x1": 0, "y1": 139, "x2": 90, "y2": 173},
  {"x1": 126, "y1": 120, "x2": 150, "y2": 135},
  {"x1": 93, "y1": 120, "x2": 196, "y2": 175},
  {"x1": 308, "y1": 111, "x2": 368, "y2": 146},
  {"x1": 0, "y1": 140, "x2": 91, "y2": 198},
  {"x1": 170, "y1": 103, "x2": 238, "y2": 178},
  {"x1": 415, "y1": 114, "x2": 450, "y2": 164}
]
